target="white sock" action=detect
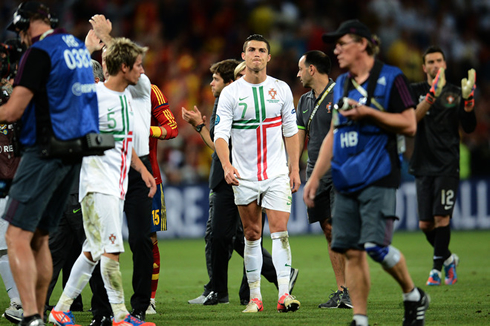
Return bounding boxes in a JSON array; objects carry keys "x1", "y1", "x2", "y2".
[
  {"x1": 0, "y1": 253, "x2": 20, "y2": 303},
  {"x1": 55, "y1": 253, "x2": 96, "y2": 312},
  {"x1": 100, "y1": 255, "x2": 129, "y2": 321},
  {"x1": 403, "y1": 287, "x2": 421, "y2": 302},
  {"x1": 271, "y1": 231, "x2": 291, "y2": 299},
  {"x1": 244, "y1": 238, "x2": 262, "y2": 300},
  {"x1": 444, "y1": 255, "x2": 454, "y2": 266},
  {"x1": 353, "y1": 314, "x2": 369, "y2": 326}
]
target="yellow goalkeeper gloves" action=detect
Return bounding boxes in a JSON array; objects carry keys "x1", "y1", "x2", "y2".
[
  {"x1": 425, "y1": 68, "x2": 446, "y2": 105},
  {"x1": 462, "y1": 68, "x2": 476, "y2": 107}
]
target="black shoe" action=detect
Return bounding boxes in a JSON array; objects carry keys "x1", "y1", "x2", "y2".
[
  {"x1": 130, "y1": 309, "x2": 146, "y2": 322},
  {"x1": 318, "y1": 289, "x2": 342, "y2": 308},
  {"x1": 89, "y1": 315, "x2": 113, "y2": 326},
  {"x1": 202, "y1": 291, "x2": 229, "y2": 305},
  {"x1": 349, "y1": 321, "x2": 370, "y2": 326},
  {"x1": 19, "y1": 314, "x2": 44, "y2": 326},
  {"x1": 339, "y1": 286, "x2": 353, "y2": 309},
  {"x1": 403, "y1": 287, "x2": 430, "y2": 326},
  {"x1": 289, "y1": 268, "x2": 299, "y2": 294}
]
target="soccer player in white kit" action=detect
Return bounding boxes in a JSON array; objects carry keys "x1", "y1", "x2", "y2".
[
  {"x1": 49, "y1": 38, "x2": 156, "y2": 326},
  {"x1": 214, "y1": 34, "x2": 301, "y2": 313}
]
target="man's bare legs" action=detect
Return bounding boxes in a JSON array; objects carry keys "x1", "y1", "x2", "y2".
[
  {"x1": 383, "y1": 252, "x2": 415, "y2": 294},
  {"x1": 321, "y1": 220, "x2": 346, "y2": 291},
  {"x1": 317, "y1": 219, "x2": 352, "y2": 309},
  {"x1": 345, "y1": 249, "x2": 370, "y2": 316},
  {"x1": 6, "y1": 226, "x2": 52, "y2": 319},
  {"x1": 238, "y1": 202, "x2": 262, "y2": 241}
]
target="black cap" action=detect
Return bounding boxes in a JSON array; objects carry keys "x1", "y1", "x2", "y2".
[
  {"x1": 7, "y1": 2, "x2": 51, "y2": 32},
  {"x1": 322, "y1": 19, "x2": 372, "y2": 44}
]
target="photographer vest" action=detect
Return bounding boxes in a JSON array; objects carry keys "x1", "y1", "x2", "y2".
[
  {"x1": 331, "y1": 62, "x2": 402, "y2": 193},
  {"x1": 19, "y1": 30, "x2": 98, "y2": 147}
]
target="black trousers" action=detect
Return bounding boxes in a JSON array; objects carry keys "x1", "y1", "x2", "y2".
[
  {"x1": 207, "y1": 180, "x2": 277, "y2": 299},
  {"x1": 46, "y1": 194, "x2": 85, "y2": 309},
  {"x1": 124, "y1": 156, "x2": 154, "y2": 312}
]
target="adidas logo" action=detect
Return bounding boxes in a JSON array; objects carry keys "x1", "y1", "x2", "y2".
[{"x1": 377, "y1": 76, "x2": 386, "y2": 86}]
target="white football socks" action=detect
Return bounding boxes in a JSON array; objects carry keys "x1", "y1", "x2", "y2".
[
  {"x1": 55, "y1": 253, "x2": 96, "y2": 312},
  {"x1": 100, "y1": 255, "x2": 129, "y2": 322},
  {"x1": 271, "y1": 231, "x2": 291, "y2": 299},
  {"x1": 244, "y1": 238, "x2": 262, "y2": 300}
]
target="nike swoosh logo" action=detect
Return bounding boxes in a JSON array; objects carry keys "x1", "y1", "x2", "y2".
[
  {"x1": 302, "y1": 109, "x2": 309, "y2": 113},
  {"x1": 246, "y1": 269, "x2": 258, "y2": 273},
  {"x1": 239, "y1": 97, "x2": 249, "y2": 101},
  {"x1": 73, "y1": 208, "x2": 81, "y2": 213},
  {"x1": 444, "y1": 205, "x2": 452, "y2": 210},
  {"x1": 107, "y1": 107, "x2": 116, "y2": 111},
  {"x1": 285, "y1": 264, "x2": 291, "y2": 267}
]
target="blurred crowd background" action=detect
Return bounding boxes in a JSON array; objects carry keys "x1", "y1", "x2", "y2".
[{"x1": 1, "y1": 0, "x2": 489, "y2": 185}]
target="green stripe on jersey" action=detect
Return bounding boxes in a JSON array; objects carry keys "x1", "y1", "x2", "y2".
[{"x1": 232, "y1": 86, "x2": 265, "y2": 129}]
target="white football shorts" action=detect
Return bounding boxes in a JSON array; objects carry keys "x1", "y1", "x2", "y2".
[
  {"x1": 233, "y1": 174, "x2": 292, "y2": 213},
  {"x1": 81, "y1": 192, "x2": 125, "y2": 261}
]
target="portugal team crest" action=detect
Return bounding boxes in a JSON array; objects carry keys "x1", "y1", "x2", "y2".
[
  {"x1": 109, "y1": 234, "x2": 116, "y2": 244},
  {"x1": 268, "y1": 88, "x2": 277, "y2": 100},
  {"x1": 441, "y1": 91, "x2": 459, "y2": 108}
]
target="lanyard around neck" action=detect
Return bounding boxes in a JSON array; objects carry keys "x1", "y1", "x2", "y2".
[{"x1": 306, "y1": 82, "x2": 335, "y2": 138}]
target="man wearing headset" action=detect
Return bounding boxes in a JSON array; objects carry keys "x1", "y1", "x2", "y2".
[{"x1": 0, "y1": 2, "x2": 98, "y2": 325}]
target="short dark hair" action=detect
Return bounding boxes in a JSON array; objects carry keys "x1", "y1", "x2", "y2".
[
  {"x1": 243, "y1": 34, "x2": 270, "y2": 54},
  {"x1": 303, "y1": 50, "x2": 331, "y2": 75},
  {"x1": 422, "y1": 46, "x2": 446, "y2": 64},
  {"x1": 210, "y1": 59, "x2": 240, "y2": 84}
]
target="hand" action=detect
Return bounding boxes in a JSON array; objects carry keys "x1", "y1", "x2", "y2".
[
  {"x1": 303, "y1": 178, "x2": 319, "y2": 208},
  {"x1": 339, "y1": 98, "x2": 365, "y2": 121},
  {"x1": 426, "y1": 68, "x2": 445, "y2": 104},
  {"x1": 461, "y1": 68, "x2": 476, "y2": 99},
  {"x1": 89, "y1": 14, "x2": 112, "y2": 45},
  {"x1": 182, "y1": 106, "x2": 205, "y2": 127},
  {"x1": 84, "y1": 29, "x2": 104, "y2": 54},
  {"x1": 141, "y1": 169, "x2": 157, "y2": 198},
  {"x1": 223, "y1": 164, "x2": 240, "y2": 186},
  {"x1": 289, "y1": 170, "x2": 301, "y2": 193}
]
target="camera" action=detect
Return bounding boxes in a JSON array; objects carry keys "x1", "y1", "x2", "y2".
[
  {"x1": 334, "y1": 97, "x2": 353, "y2": 111},
  {"x1": 0, "y1": 39, "x2": 25, "y2": 80}
]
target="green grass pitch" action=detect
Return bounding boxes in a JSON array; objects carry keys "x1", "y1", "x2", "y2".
[{"x1": 1, "y1": 230, "x2": 489, "y2": 325}]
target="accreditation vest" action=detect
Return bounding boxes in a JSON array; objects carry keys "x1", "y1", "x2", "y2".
[
  {"x1": 331, "y1": 64, "x2": 402, "y2": 193},
  {"x1": 20, "y1": 31, "x2": 98, "y2": 146}
]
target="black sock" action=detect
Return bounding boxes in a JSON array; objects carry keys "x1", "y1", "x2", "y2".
[
  {"x1": 20, "y1": 314, "x2": 42, "y2": 325},
  {"x1": 424, "y1": 228, "x2": 436, "y2": 247},
  {"x1": 432, "y1": 225, "x2": 451, "y2": 271}
]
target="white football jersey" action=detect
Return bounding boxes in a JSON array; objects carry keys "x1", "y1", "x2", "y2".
[
  {"x1": 79, "y1": 83, "x2": 134, "y2": 200},
  {"x1": 128, "y1": 74, "x2": 151, "y2": 157},
  {"x1": 214, "y1": 76, "x2": 297, "y2": 181}
]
